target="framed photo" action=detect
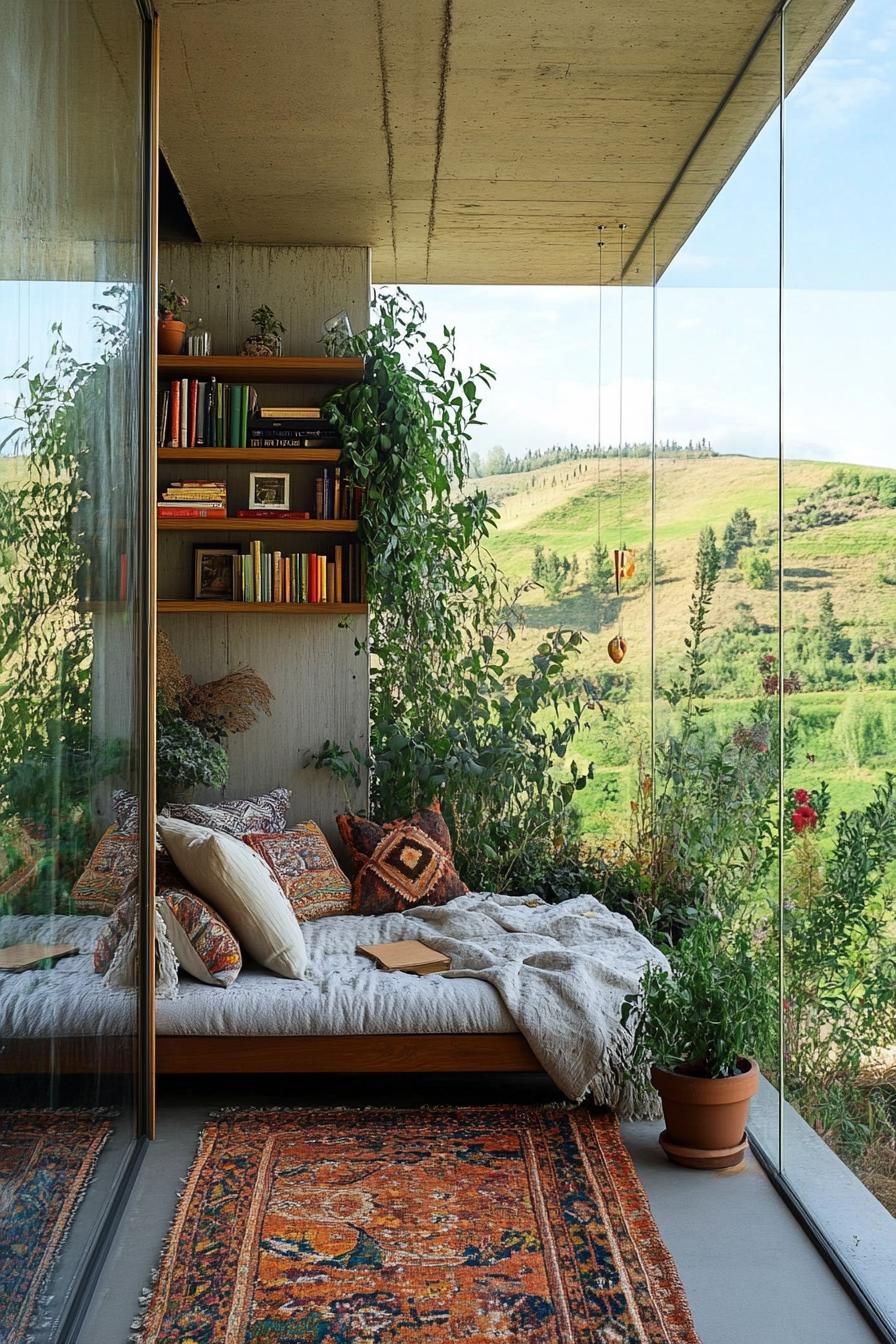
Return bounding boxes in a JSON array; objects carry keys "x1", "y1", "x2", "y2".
[
  {"x1": 248, "y1": 471, "x2": 290, "y2": 511},
  {"x1": 193, "y1": 544, "x2": 240, "y2": 600}
]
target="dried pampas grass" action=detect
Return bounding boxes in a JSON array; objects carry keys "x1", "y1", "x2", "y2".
[
  {"x1": 157, "y1": 629, "x2": 189, "y2": 711},
  {"x1": 156, "y1": 631, "x2": 274, "y2": 736},
  {"x1": 181, "y1": 667, "x2": 274, "y2": 735}
]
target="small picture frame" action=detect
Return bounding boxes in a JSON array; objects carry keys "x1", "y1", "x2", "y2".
[
  {"x1": 248, "y1": 471, "x2": 290, "y2": 511},
  {"x1": 193, "y1": 544, "x2": 240, "y2": 600}
]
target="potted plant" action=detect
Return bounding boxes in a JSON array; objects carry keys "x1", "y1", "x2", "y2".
[
  {"x1": 158, "y1": 282, "x2": 189, "y2": 355},
  {"x1": 623, "y1": 912, "x2": 775, "y2": 1169},
  {"x1": 243, "y1": 305, "x2": 285, "y2": 357}
]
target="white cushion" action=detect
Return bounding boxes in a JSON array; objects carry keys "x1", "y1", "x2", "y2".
[{"x1": 158, "y1": 817, "x2": 307, "y2": 979}]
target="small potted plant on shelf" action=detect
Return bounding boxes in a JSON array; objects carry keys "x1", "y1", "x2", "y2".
[
  {"x1": 158, "y1": 282, "x2": 189, "y2": 355},
  {"x1": 622, "y1": 911, "x2": 775, "y2": 1169},
  {"x1": 243, "y1": 304, "x2": 286, "y2": 357}
]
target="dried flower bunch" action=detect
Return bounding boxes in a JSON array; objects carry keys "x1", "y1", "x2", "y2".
[{"x1": 157, "y1": 630, "x2": 274, "y2": 738}]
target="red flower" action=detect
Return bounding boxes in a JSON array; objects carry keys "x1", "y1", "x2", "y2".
[
  {"x1": 791, "y1": 804, "x2": 818, "y2": 834},
  {"x1": 793, "y1": 788, "x2": 811, "y2": 805}
]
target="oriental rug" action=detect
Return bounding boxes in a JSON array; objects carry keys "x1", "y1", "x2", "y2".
[
  {"x1": 137, "y1": 1105, "x2": 700, "y2": 1343},
  {"x1": 0, "y1": 1109, "x2": 113, "y2": 1344}
]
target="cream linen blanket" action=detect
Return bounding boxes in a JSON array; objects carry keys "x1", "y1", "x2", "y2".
[{"x1": 403, "y1": 892, "x2": 668, "y2": 1119}]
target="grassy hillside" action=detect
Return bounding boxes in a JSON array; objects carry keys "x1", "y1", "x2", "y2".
[{"x1": 479, "y1": 454, "x2": 896, "y2": 838}]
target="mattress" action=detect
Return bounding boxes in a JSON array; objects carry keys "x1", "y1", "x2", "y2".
[{"x1": 0, "y1": 913, "x2": 516, "y2": 1039}]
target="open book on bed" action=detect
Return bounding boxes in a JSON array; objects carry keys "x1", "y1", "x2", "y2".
[{"x1": 357, "y1": 939, "x2": 451, "y2": 976}]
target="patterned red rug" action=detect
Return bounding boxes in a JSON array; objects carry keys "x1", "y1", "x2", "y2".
[
  {"x1": 138, "y1": 1105, "x2": 700, "y2": 1343},
  {"x1": 0, "y1": 1109, "x2": 113, "y2": 1344}
]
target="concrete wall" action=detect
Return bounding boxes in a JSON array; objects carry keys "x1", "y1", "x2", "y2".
[{"x1": 157, "y1": 243, "x2": 371, "y2": 841}]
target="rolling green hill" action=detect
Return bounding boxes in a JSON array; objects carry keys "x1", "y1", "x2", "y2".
[{"x1": 480, "y1": 453, "x2": 896, "y2": 837}]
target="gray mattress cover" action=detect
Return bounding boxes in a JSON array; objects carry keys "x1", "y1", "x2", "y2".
[{"x1": 0, "y1": 913, "x2": 516, "y2": 1039}]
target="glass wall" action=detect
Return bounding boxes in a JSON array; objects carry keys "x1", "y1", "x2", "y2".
[
  {"x1": 779, "y1": 0, "x2": 896, "y2": 1325},
  {"x1": 0, "y1": 1, "x2": 153, "y2": 1337},
  {"x1": 636, "y1": 0, "x2": 896, "y2": 1327}
]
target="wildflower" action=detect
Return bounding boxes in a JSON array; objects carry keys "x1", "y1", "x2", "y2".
[
  {"x1": 733, "y1": 722, "x2": 770, "y2": 752},
  {"x1": 791, "y1": 803, "x2": 818, "y2": 834},
  {"x1": 793, "y1": 788, "x2": 811, "y2": 805},
  {"x1": 641, "y1": 775, "x2": 653, "y2": 796}
]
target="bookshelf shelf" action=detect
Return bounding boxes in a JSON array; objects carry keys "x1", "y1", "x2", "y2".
[
  {"x1": 158, "y1": 355, "x2": 363, "y2": 384},
  {"x1": 159, "y1": 446, "x2": 342, "y2": 464},
  {"x1": 158, "y1": 518, "x2": 358, "y2": 533},
  {"x1": 158, "y1": 600, "x2": 367, "y2": 616}
]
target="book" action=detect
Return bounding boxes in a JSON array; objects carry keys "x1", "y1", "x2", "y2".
[
  {"x1": 234, "y1": 509, "x2": 310, "y2": 519},
  {"x1": 158, "y1": 507, "x2": 227, "y2": 518},
  {"x1": 0, "y1": 943, "x2": 79, "y2": 971},
  {"x1": 229, "y1": 384, "x2": 242, "y2": 448},
  {"x1": 180, "y1": 378, "x2": 188, "y2": 445},
  {"x1": 170, "y1": 380, "x2": 181, "y2": 448},
  {"x1": 158, "y1": 389, "x2": 170, "y2": 448},
  {"x1": 260, "y1": 406, "x2": 321, "y2": 419},
  {"x1": 357, "y1": 940, "x2": 451, "y2": 976}
]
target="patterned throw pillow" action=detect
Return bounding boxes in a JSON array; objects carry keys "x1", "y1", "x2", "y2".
[
  {"x1": 166, "y1": 789, "x2": 291, "y2": 837},
  {"x1": 71, "y1": 827, "x2": 139, "y2": 915},
  {"x1": 112, "y1": 788, "x2": 291, "y2": 838},
  {"x1": 340, "y1": 801, "x2": 454, "y2": 875},
  {"x1": 242, "y1": 825, "x2": 352, "y2": 923},
  {"x1": 337, "y1": 813, "x2": 467, "y2": 915},
  {"x1": 94, "y1": 884, "x2": 242, "y2": 988}
]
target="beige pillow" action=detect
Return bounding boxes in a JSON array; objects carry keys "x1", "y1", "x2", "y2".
[{"x1": 158, "y1": 817, "x2": 307, "y2": 979}]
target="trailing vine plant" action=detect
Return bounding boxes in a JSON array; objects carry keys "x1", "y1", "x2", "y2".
[{"x1": 317, "y1": 289, "x2": 594, "y2": 893}]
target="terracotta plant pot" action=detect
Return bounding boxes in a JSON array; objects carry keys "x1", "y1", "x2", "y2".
[
  {"x1": 651, "y1": 1058, "x2": 759, "y2": 1170},
  {"x1": 158, "y1": 318, "x2": 187, "y2": 355}
]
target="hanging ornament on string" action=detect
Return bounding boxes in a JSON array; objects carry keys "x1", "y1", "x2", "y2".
[{"x1": 609, "y1": 222, "x2": 632, "y2": 665}]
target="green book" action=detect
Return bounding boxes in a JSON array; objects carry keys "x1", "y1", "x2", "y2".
[
  {"x1": 216, "y1": 382, "x2": 224, "y2": 447},
  {"x1": 240, "y1": 384, "x2": 249, "y2": 449},
  {"x1": 229, "y1": 383, "x2": 241, "y2": 448}
]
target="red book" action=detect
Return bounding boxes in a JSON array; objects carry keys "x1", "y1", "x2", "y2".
[
  {"x1": 157, "y1": 506, "x2": 227, "y2": 519},
  {"x1": 188, "y1": 380, "x2": 198, "y2": 448},
  {"x1": 169, "y1": 381, "x2": 180, "y2": 448},
  {"x1": 309, "y1": 552, "x2": 318, "y2": 604}
]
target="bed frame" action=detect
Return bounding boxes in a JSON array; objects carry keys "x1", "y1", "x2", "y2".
[{"x1": 1, "y1": 1033, "x2": 542, "y2": 1075}]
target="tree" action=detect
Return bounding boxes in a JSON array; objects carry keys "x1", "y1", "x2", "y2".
[
  {"x1": 586, "y1": 541, "x2": 612, "y2": 593},
  {"x1": 531, "y1": 544, "x2": 546, "y2": 583},
  {"x1": 484, "y1": 444, "x2": 510, "y2": 476},
  {"x1": 816, "y1": 591, "x2": 850, "y2": 661},
  {"x1": 739, "y1": 550, "x2": 773, "y2": 590},
  {"x1": 721, "y1": 507, "x2": 757, "y2": 567}
]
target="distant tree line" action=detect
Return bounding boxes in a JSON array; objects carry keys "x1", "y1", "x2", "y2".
[{"x1": 470, "y1": 437, "x2": 715, "y2": 477}]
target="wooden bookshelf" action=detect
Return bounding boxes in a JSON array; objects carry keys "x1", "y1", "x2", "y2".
[
  {"x1": 159, "y1": 355, "x2": 362, "y2": 384},
  {"x1": 158, "y1": 518, "x2": 358, "y2": 533},
  {"x1": 159, "y1": 446, "x2": 341, "y2": 464},
  {"x1": 158, "y1": 600, "x2": 367, "y2": 616}
]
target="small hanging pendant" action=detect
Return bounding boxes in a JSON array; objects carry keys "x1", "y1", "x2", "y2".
[{"x1": 608, "y1": 633, "x2": 627, "y2": 664}]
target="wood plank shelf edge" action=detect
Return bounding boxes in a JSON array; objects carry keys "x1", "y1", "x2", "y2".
[
  {"x1": 158, "y1": 354, "x2": 363, "y2": 384},
  {"x1": 158, "y1": 601, "x2": 367, "y2": 615},
  {"x1": 158, "y1": 518, "x2": 358, "y2": 532},
  {"x1": 159, "y1": 446, "x2": 342, "y2": 464}
]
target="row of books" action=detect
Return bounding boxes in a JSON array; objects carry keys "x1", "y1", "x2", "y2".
[
  {"x1": 248, "y1": 411, "x2": 340, "y2": 450},
  {"x1": 228, "y1": 542, "x2": 365, "y2": 605},
  {"x1": 315, "y1": 467, "x2": 363, "y2": 520},
  {"x1": 159, "y1": 380, "x2": 260, "y2": 449}
]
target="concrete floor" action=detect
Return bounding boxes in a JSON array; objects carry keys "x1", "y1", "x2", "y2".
[{"x1": 73, "y1": 1075, "x2": 880, "y2": 1344}]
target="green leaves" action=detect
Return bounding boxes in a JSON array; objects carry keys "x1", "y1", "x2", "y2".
[{"x1": 319, "y1": 289, "x2": 592, "y2": 894}]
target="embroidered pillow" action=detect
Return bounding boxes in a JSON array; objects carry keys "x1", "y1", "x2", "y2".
[
  {"x1": 337, "y1": 819, "x2": 467, "y2": 916},
  {"x1": 92, "y1": 884, "x2": 179, "y2": 999},
  {"x1": 71, "y1": 827, "x2": 139, "y2": 915},
  {"x1": 338, "y1": 802, "x2": 454, "y2": 876},
  {"x1": 93, "y1": 883, "x2": 241, "y2": 988},
  {"x1": 159, "y1": 817, "x2": 307, "y2": 979},
  {"x1": 113, "y1": 788, "x2": 291, "y2": 838},
  {"x1": 166, "y1": 789, "x2": 291, "y2": 837},
  {"x1": 242, "y1": 826, "x2": 351, "y2": 923}
]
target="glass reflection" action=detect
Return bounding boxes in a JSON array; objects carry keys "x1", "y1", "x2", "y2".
[{"x1": 0, "y1": 0, "x2": 148, "y2": 1337}]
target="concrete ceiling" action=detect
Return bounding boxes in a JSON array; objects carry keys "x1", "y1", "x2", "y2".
[{"x1": 156, "y1": 0, "x2": 849, "y2": 285}]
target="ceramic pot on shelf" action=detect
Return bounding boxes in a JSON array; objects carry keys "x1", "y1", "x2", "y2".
[
  {"x1": 158, "y1": 317, "x2": 187, "y2": 355},
  {"x1": 651, "y1": 1057, "x2": 759, "y2": 1170}
]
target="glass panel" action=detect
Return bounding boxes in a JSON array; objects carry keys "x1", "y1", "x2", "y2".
[
  {"x1": 0, "y1": 0, "x2": 149, "y2": 1335},
  {"x1": 643, "y1": 17, "x2": 784, "y2": 1157},
  {"x1": 782, "y1": 0, "x2": 896, "y2": 1321}
]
